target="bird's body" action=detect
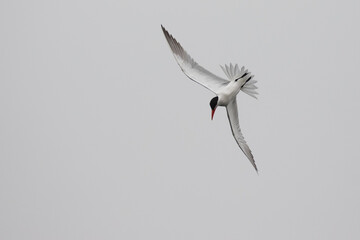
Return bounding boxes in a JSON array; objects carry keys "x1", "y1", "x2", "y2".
[
  {"x1": 216, "y1": 80, "x2": 243, "y2": 106},
  {"x1": 161, "y1": 25, "x2": 259, "y2": 172}
]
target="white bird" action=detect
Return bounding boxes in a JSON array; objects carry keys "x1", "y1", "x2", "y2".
[{"x1": 161, "y1": 25, "x2": 259, "y2": 172}]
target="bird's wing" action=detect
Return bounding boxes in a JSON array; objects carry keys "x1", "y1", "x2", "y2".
[
  {"x1": 162, "y1": 25, "x2": 229, "y2": 93},
  {"x1": 226, "y1": 98, "x2": 258, "y2": 172}
]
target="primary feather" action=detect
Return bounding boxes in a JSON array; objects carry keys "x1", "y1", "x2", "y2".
[{"x1": 161, "y1": 25, "x2": 229, "y2": 93}]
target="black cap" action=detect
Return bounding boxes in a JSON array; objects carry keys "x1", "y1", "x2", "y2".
[{"x1": 209, "y1": 96, "x2": 219, "y2": 110}]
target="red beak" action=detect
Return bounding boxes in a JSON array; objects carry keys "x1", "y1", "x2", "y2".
[{"x1": 211, "y1": 107, "x2": 217, "y2": 120}]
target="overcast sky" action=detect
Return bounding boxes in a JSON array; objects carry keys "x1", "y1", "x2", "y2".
[{"x1": 1, "y1": 0, "x2": 360, "y2": 239}]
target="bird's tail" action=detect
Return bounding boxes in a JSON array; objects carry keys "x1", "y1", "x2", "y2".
[
  {"x1": 220, "y1": 63, "x2": 258, "y2": 99},
  {"x1": 241, "y1": 76, "x2": 258, "y2": 99}
]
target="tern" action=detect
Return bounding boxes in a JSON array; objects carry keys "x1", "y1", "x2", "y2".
[{"x1": 161, "y1": 25, "x2": 259, "y2": 172}]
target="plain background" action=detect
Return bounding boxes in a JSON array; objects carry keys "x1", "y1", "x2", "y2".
[{"x1": 1, "y1": 0, "x2": 360, "y2": 239}]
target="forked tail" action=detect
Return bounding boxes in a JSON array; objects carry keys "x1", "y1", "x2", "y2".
[{"x1": 220, "y1": 63, "x2": 258, "y2": 99}]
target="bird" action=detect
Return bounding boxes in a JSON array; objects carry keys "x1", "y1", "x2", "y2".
[{"x1": 161, "y1": 25, "x2": 259, "y2": 172}]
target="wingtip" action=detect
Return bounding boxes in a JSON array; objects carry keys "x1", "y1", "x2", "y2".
[
  {"x1": 161, "y1": 25, "x2": 168, "y2": 36},
  {"x1": 254, "y1": 164, "x2": 259, "y2": 174}
]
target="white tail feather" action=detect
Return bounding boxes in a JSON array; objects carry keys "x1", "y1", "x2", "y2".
[{"x1": 220, "y1": 63, "x2": 258, "y2": 99}]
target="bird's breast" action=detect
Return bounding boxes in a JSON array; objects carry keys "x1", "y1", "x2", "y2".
[{"x1": 217, "y1": 82, "x2": 241, "y2": 106}]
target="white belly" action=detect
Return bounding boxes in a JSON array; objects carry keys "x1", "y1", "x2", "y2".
[{"x1": 216, "y1": 81, "x2": 242, "y2": 106}]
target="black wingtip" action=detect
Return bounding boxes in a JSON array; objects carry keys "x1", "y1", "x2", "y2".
[
  {"x1": 241, "y1": 72, "x2": 249, "y2": 78},
  {"x1": 161, "y1": 25, "x2": 171, "y2": 39},
  {"x1": 161, "y1": 25, "x2": 167, "y2": 33},
  {"x1": 235, "y1": 72, "x2": 249, "y2": 82},
  {"x1": 253, "y1": 164, "x2": 259, "y2": 175}
]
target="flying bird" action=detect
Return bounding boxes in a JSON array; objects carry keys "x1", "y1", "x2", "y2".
[{"x1": 161, "y1": 25, "x2": 259, "y2": 172}]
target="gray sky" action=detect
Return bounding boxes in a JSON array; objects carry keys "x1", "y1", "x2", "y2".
[{"x1": 1, "y1": 0, "x2": 360, "y2": 239}]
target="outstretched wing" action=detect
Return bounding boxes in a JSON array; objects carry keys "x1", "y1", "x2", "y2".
[
  {"x1": 226, "y1": 98, "x2": 258, "y2": 172},
  {"x1": 162, "y1": 25, "x2": 229, "y2": 93}
]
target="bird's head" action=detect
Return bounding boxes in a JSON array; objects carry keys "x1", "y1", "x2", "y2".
[{"x1": 209, "y1": 96, "x2": 219, "y2": 120}]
